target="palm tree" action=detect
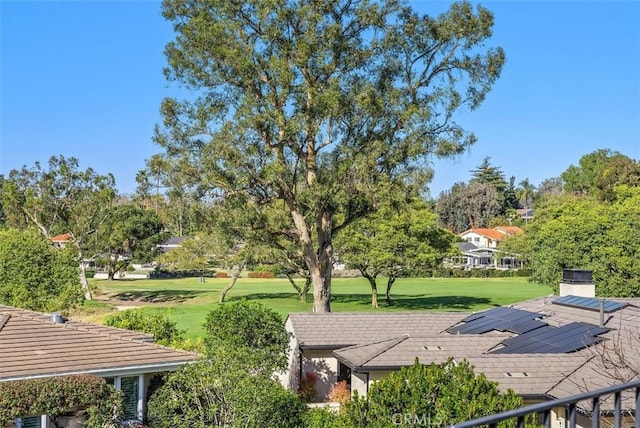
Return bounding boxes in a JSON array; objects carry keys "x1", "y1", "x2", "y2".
[{"x1": 516, "y1": 179, "x2": 536, "y2": 224}]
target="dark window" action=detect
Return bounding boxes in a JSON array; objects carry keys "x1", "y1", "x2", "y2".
[{"x1": 338, "y1": 362, "x2": 351, "y2": 388}]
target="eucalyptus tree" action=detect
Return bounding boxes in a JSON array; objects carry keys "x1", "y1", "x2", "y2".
[
  {"x1": 436, "y1": 181, "x2": 501, "y2": 233},
  {"x1": 151, "y1": 0, "x2": 505, "y2": 312},
  {"x1": 2, "y1": 156, "x2": 116, "y2": 299}
]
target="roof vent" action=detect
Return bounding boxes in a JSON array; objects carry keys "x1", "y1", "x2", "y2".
[
  {"x1": 50, "y1": 313, "x2": 66, "y2": 324},
  {"x1": 505, "y1": 372, "x2": 529, "y2": 377},
  {"x1": 424, "y1": 345, "x2": 444, "y2": 351}
]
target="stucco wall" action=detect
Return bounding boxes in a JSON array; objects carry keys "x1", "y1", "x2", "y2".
[{"x1": 301, "y1": 350, "x2": 338, "y2": 401}]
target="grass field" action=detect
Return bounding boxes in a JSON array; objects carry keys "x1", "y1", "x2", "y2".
[{"x1": 87, "y1": 276, "x2": 552, "y2": 339}]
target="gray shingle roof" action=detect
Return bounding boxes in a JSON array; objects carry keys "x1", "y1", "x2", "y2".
[
  {"x1": 288, "y1": 295, "x2": 640, "y2": 407},
  {"x1": 0, "y1": 305, "x2": 198, "y2": 381}
]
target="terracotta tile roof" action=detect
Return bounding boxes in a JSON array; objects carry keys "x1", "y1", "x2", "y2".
[
  {"x1": 494, "y1": 226, "x2": 524, "y2": 235},
  {"x1": 0, "y1": 305, "x2": 198, "y2": 381},
  {"x1": 460, "y1": 228, "x2": 506, "y2": 241},
  {"x1": 459, "y1": 226, "x2": 524, "y2": 241},
  {"x1": 50, "y1": 233, "x2": 71, "y2": 242}
]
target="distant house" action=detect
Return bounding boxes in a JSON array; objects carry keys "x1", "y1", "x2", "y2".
[
  {"x1": 282, "y1": 281, "x2": 640, "y2": 428},
  {"x1": 50, "y1": 233, "x2": 71, "y2": 248},
  {"x1": 0, "y1": 305, "x2": 197, "y2": 427},
  {"x1": 452, "y1": 226, "x2": 523, "y2": 268},
  {"x1": 156, "y1": 236, "x2": 189, "y2": 254}
]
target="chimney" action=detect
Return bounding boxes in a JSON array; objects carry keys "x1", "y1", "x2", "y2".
[{"x1": 559, "y1": 268, "x2": 595, "y2": 297}]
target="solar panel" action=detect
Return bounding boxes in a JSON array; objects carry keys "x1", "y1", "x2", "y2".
[
  {"x1": 448, "y1": 307, "x2": 545, "y2": 335},
  {"x1": 552, "y1": 295, "x2": 627, "y2": 313},
  {"x1": 491, "y1": 322, "x2": 608, "y2": 354}
]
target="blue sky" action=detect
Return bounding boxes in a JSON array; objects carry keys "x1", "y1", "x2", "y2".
[{"x1": 1, "y1": 1, "x2": 639, "y2": 197}]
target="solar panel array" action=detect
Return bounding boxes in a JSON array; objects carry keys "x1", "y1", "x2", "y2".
[
  {"x1": 447, "y1": 307, "x2": 546, "y2": 335},
  {"x1": 447, "y1": 305, "x2": 611, "y2": 354},
  {"x1": 491, "y1": 322, "x2": 608, "y2": 354},
  {"x1": 552, "y1": 295, "x2": 627, "y2": 313}
]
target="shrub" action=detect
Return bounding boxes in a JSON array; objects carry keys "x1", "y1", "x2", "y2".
[
  {"x1": 248, "y1": 271, "x2": 275, "y2": 278},
  {"x1": 105, "y1": 310, "x2": 184, "y2": 347},
  {"x1": 0, "y1": 375, "x2": 122, "y2": 427},
  {"x1": 298, "y1": 371, "x2": 319, "y2": 403},
  {"x1": 215, "y1": 271, "x2": 230, "y2": 278},
  {"x1": 203, "y1": 300, "x2": 289, "y2": 371},
  {"x1": 327, "y1": 380, "x2": 351, "y2": 407}
]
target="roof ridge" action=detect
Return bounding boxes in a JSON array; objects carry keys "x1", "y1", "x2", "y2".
[
  {"x1": 355, "y1": 334, "x2": 410, "y2": 367},
  {"x1": 0, "y1": 313, "x2": 10, "y2": 332}
]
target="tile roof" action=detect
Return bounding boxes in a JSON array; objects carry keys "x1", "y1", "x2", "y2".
[
  {"x1": 287, "y1": 312, "x2": 469, "y2": 349},
  {"x1": 0, "y1": 305, "x2": 198, "y2": 381},
  {"x1": 290, "y1": 295, "x2": 640, "y2": 408},
  {"x1": 494, "y1": 226, "x2": 524, "y2": 235},
  {"x1": 50, "y1": 233, "x2": 71, "y2": 242},
  {"x1": 460, "y1": 228, "x2": 506, "y2": 241}
]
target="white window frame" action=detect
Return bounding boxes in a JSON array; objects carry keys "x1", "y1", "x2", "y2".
[
  {"x1": 110, "y1": 374, "x2": 145, "y2": 420},
  {"x1": 14, "y1": 415, "x2": 48, "y2": 428}
]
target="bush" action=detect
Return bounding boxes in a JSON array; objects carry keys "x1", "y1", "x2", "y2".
[
  {"x1": 248, "y1": 271, "x2": 275, "y2": 278},
  {"x1": 203, "y1": 300, "x2": 289, "y2": 371},
  {"x1": 344, "y1": 358, "x2": 523, "y2": 428},
  {"x1": 327, "y1": 381, "x2": 351, "y2": 407},
  {"x1": 0, "y1": 375, "x2": 122, "y2": 427},
  {"x1": 105, "y1": 310, "x2": 184, "y2": 347},
  {"x1": 298, "y1": 371, "x2": 319, "y2": 403},
  {"x1": 215, "y1": 271, "x2": 230, "y2": 278}
]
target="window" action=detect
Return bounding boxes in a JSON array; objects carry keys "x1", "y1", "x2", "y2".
[
  {"x1": 338, "y1": 362, "x2": 351, "y2": 389},
  {"x1": 474, "y1": 237, "x2": 480, "y2": 242},
  {"x1": 15, "y1": 416, "x2": 44, "y2": 428},
  {"x1": 120, "y1": 376, "x2": 140, "y2": 419},
  {"x1": 107, "y1": 375, "x2": 142, "y2": 420}
]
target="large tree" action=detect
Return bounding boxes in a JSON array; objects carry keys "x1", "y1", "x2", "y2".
[
  {"x1": 436, "y1": 181, "x2": 502, "y2": 232},
  {"x1": 0, "y1": 229, "x2": 82, "y2": 312},
  {"x1": 151, "y1": 0, "x2": 505, "y2": 312},
  {"x1": 525, "y1": 187, "x2": 640, "y2": 296},
  {"x1": 97, "y1": 203, "x2": 167, "y2": 280},
  {"x1": 2, "y1": 156, "x2": 116, "y2": 299},
  {"x1": 335, "y1": 199, "x2": 455, "y2": 308}
]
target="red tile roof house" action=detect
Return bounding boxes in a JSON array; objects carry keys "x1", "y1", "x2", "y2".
[
  {"x1": 0, "y1": 306, "x2": 198, "y2": 428},
  {"x1": 454, "y1": 226, "x2": 524, "y2": 269},
  {"x1": 281, "y1": 276, "x2": 640, "y2": 428}
]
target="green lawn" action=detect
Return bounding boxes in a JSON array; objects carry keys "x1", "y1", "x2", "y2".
[{"x1": 91, "y1": 276, "x2": 551, "y2": 339}]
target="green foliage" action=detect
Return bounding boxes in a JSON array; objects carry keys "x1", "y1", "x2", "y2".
[
  {"x1": 436, "y1": 181, "x2": 502, "y2": 232},
  {"x1": 98, "y1": 203, "x2": 167, "y2": 278},
  {"x1": 561, "y1": 149, "x2": 639, "y2": 201},
  {"x1": 104, "y1": 309, "x2": 185, "y2": 347},
  {"x1": 2, "y1": 155, "x2": 117, "y2": 299},
  {"x1": 0, "y1": 228, "x2": 82, "y2": 311},
  {"x1": 0, "y1": 374, "x2": 122, "y2": 427},
  {"x1": 336, "y1": 199, "x2": 456, "y2": 307},
  {"x1": 147, "y1": 358, "x2": 306, "y2": 428},
  {"x1": 203, "y1": 300, "x2": 289, "y2": 371},
  {"x1": 151, "y1": 0, "x2": 505, "y2": 312},
  {"x1": 344, "y1": 358, "x2": 523, "y2": 427},
  {"x1": 526, "y1": 187, "x2": 640, "y2": 296}
]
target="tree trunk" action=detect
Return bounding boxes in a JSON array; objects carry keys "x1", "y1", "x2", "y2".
[
  {"x1": 362, "y1": 272, "x2": 379, "y2": 309},
  {"x1": 79, "y1": 261, "x2": 92, "y2": 300},
  {"x1": 219, "y1": 259, "x2": 246, "y2": 303},
  {"x1": 290, "y1": 209, "x2": 332, "y2": 313},
  {"x1": 286, "y1": 274, "x2": 311, "y2": 303},
  {"x1": 385, "y1": 276, "x2": 396, "y2": 305}
]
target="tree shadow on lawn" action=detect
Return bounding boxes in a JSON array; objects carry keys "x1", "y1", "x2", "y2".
[
  {"x1": 110, "y1": 289, "x2": 205, "y2": 304},
  {"x1": 233, "y1": 292, "x2": 496, "y2": 311}
]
